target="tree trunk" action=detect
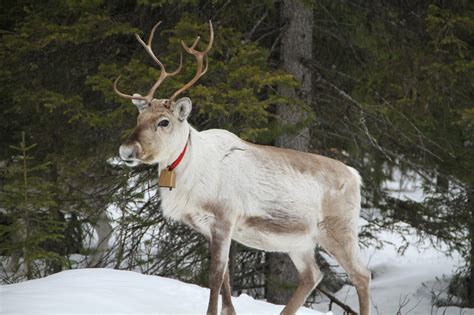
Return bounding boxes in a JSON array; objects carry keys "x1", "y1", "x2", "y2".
[
  {"x1": 275, "y1": 0, "x2": 312, "y2": 149},
  {"x1": 265, "y1": 253, "x2": 300, "y2": 304},
  {"x1": 265, "y1": 0, "x2": 313, "y2": 305},
  {"x1": 469, "y1": 188, "x2": 474, "y2": 307}
]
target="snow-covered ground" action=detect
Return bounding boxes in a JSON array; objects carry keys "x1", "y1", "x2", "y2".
[
  {"x1": 2, "y1": 237, "x2": 473, "y2": 315},
  {"x1": 0, "y1": 268, "x2": 327, "y2": 315},
  {"x1": 311, "y1": 169, "x2": 474, "y2": 314},
  {"x1": 2, "y1": 240, "x2": 472, "y2": 315},
  {"x1": 2, "y1": 168, "x2": 473, "y2": 315},
  {"x1": 318, "y1": 226, "x2": 474, "y2": 315}
]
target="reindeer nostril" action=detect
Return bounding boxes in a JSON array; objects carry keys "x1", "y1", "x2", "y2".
[{"x1": 119, "y1": 144, "x2": 138, "y2": 162}]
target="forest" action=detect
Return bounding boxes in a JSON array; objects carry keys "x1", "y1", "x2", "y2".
[{"x1": 0, "y1": 0, "x2": 473, "y2": 314}]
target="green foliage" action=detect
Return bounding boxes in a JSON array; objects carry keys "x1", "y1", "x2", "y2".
[
  {"x1": 2, "y1": 0, "x2": 473, "y2": 304},
  {"x1": 312, "y1": 1, "x2": 474, "y2": 303},
  {"x1": 0, "y1": 132, "x2": 65, "y2": 279},
  {"x1": 0, "y1": 0, "x2": 305, "y2": 284}
]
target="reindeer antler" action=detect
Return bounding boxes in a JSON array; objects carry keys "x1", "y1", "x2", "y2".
[
  {"x1": 169, "y1": 20, "x2": 214, "y2": 102},
  {"x1": 114, "y1": 21, "x2": 183, "y2": 104},
  {"x1": 114, "y1": 21, "x2": 213, "y2": 106}
]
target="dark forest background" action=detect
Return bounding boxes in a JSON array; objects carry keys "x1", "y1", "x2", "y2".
[{"x1": 0, "y1": 0, "x2": 473, "y2": 311}]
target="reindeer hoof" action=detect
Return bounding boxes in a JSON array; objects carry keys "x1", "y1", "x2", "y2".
[{"x1": 220, "y1": 306, "x2": 236, "y2": 315}]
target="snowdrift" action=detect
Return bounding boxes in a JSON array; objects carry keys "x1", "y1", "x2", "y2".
[{"x1": 0, "y1": 268, "x2": 327, "y2": 314}]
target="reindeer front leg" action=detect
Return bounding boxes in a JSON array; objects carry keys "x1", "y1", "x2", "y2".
[
  {"x1": 220, "y1": 266, "x2": 236, "y2": 315},
  {"x1": 207, "y1": 221, "x2": 234, "y2": 315}
]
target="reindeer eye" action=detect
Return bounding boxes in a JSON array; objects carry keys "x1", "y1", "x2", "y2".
[{"x1": 156, "y1": 119, "x2": 169, "y2": 128}]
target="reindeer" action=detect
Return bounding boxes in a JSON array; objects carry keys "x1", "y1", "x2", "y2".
[{"x1": 114, "y1": 21, "x2": 371, "y2": 315}]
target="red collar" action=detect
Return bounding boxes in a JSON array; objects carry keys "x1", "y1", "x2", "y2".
[{"x1": 168, "y1": 142, "x2": 188, "y2": 171}]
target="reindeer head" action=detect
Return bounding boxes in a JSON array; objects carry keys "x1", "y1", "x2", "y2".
[{"x1": 115, "y1": 21, "x2": 213, "y2": 167}]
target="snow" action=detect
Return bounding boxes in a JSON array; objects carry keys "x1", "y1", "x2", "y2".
[
  {"x1": 308, "y1": 170, "x2": 474, "y2": 314},
  {"x1": 0, "y1": 268, "x2": 328, "y2": 315},
  {"x1": 311, "y1": 167, "x2": 471, "y2": 314},
  {"x1": 4, "y1": 243, "x2": 472, "y2": 315},
  {"x1": 321, "y1": 226, "x2": 474, "y2": 315},
  {"x1": 383, "y1": 168, "x2": 424, "y2": 202},
  {"x1": 2, "y1": 168, "x2": 474, "y2": 315}
]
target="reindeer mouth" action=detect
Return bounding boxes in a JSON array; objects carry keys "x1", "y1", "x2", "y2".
[
  {"x1": 122, "y1": 156, "x2": 159, "y2": 167},
  {"x1": 122, "y1": 159, "x2": 142, "y2": 167}
]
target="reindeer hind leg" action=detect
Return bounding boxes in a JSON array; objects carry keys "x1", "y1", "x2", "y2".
[
  {"x1": 319, "y1": 218, "x2": 371, "y2": 315},
  {"x1": 280, "y1": 250, "x2": 322, "y2": 315}
]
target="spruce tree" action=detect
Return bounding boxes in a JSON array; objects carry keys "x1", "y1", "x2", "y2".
[{"x1": 0, "y1": 132, "x2": 64, "y2": 280}]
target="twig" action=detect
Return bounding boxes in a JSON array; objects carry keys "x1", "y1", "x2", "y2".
[
  {"x1": 317, "y1": 287, "x2": 358, "y2": 314},
  {"x1": 244, "y1": 10, "x2": 269, "y2": 43}
]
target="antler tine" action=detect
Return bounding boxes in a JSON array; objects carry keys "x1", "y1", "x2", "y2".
[
  {"x1": 170, "y1": 20, "x2": 214, "y2": 102},
  {"x1": 204, "y1": 20, "x2": 214, "y2": 53},
  {"x1": 114, "y1": 76, "x2": 150, "y2": 101},
  {"x1": 147, "y1": 21, "x2": 162, "y2": 47},
  {"x1": 135, "y1": 22, "x2": 165, "y2": 70},
  {"x1": 201, "y1": 55, "x2": 209, "y2": 76},
  {"x1": 169, "y1": 52, "x2": 183, "y2": 76},
  {"x1": 187, "y1": 36, "x2": 201, "y2": 50}
]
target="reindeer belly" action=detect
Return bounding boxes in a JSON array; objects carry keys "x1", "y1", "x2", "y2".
[
  {"x1": 233, "y1": 228, "x2": 315, "y2": 252},
  {"x1": 233, "y1": 215, "x2": 317, "y2": 252}
]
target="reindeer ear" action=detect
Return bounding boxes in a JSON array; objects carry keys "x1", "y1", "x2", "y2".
[
  {"x1": 172, "y1": 97, "x2": 192, "y2": 121},
  {"x1": 131, "y1": 93, "x2": 148, "y2": 111}
]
